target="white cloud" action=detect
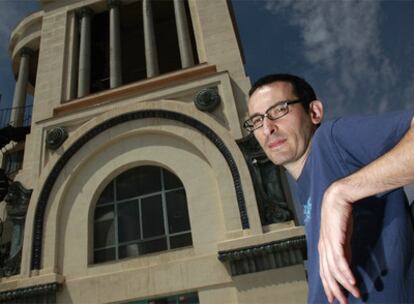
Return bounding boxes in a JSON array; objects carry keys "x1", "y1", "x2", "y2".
[{"x1": 264, "y1": 0, "x2": 398, "y2": 117}]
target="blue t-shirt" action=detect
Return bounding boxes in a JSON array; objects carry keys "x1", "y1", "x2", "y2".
[{"x1": 296, "y1": 110, "x2": 414, "y2": 303}]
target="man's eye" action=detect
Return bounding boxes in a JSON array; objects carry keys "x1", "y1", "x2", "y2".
[
  {"x1": 269, "y1": 105, "x2": 286, "y2": 115},
  {"x1": 251, "y1": 116, "x2": 263, "y2": 125},
  {"x1": 273, "y1": 105, "x2": 285, "y2": 112}
]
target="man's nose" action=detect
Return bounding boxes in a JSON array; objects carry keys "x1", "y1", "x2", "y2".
[{"x1": 262, "y1": 116, "x2": 277, "y2": 136}]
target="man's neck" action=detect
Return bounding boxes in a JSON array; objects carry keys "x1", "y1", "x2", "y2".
[{"x1": 284, "y1": 140, "x2": 313, "y2": 180}]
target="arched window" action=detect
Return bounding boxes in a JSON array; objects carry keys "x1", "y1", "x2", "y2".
[{"x1": 93, "y1": 166, "x2": 192, "y2": 264}]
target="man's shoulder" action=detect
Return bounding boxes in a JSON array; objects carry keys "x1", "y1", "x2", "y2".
[
  {"x1": 320, "y1": 110, "x2": 414, "y2": 131},
  {"x1": 317, "y1": 110, "x2": 414, "y2": 140},
  {"x1": 313, "y1": 119, "x2": 338, "y2": 142}
]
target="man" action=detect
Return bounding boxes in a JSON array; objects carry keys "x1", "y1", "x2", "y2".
[{"x1": 245, "y1": 74, "x2": 414, "y2": 303}]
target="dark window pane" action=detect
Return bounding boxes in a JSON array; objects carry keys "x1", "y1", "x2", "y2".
[
  {"x1": 94, "y1": 220, "x2": 115, "y2": 248},
  {"x1": 94, "y1": 205, "x2": 114, "y2": 222},
  {"x1": 142, "y1": 195, "x2": 165, "y2": 238},
  {"x1": 149, "y1": 300, "x2": 168, "y2": 304},
  {"x1": 119, "y1": 243, "x2": 140, "y2": 259},
  {"x1": 90, "y1": 10, "x2": 110, "y2": 93},
  {"x1": 140, "y1": 238, "x2": 167, "y2": 254},
  {"x1": 178, "y1": 293, "x2": 199, "y2": 304},
  {"x1": 163, "y1": 169, "x2": 183, "y2": 190},
  {"x1": 94, "y1": 247, "x2": 115, "y2": 263},
  {"x1": 97, "y1": 182, "x2": 114, "y2": 205},
  {"x1": 166, "y1": 190, "x2": 190, "y2": 233},
  {"x1": 118, "y1": 200, "x2": 140, "y2": 243},
  {"x1": 170, "y1": 233, "x2": 192, "y2": 249},
  {"x1": 126, "y1": 293, "x2": 199, "y2": 304},
  {"x1": 116, "y1": 166, "x2": 162, "y2": 200},
  {"x1": 152, "y1": 299, "x2": 169, "y2": 304}
]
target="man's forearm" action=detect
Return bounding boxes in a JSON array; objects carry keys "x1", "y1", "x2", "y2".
[
  {"x1": 318, "y1": 117, "x2": 414, "y2": 304},
  {"x1": 334, "y1": 118, "x2": 414, "y2": 202}
]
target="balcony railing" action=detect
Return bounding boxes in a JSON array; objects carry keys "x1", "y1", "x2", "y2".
[{"x1": 0, "y1": 105, "x2": 33, "y2": 129}]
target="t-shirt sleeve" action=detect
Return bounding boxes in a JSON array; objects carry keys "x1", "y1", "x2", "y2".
[{"x1": 331, "y1": 110, "x2": 414, "y2": 167}]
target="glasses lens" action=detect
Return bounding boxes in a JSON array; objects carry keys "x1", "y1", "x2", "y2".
[
  {"x1": 267, "y1": 103, "x2": 288, "y2": 120},
  {"x1": 251, "y1": 116, "x2": 263, "y2": 128},
  {"x1": 244, "y1": 115, "x2": 262, "y2": 131}
]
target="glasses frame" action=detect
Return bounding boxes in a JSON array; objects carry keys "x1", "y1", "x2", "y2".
[{"x1": 243, "y1": 99, "x2": 305, "y2": 132}]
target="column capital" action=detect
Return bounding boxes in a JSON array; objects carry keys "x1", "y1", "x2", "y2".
[
  {"x1": 78, "y1": 7, "x2": 94, "y2": 18},
  {"x1": 20, "y1": 47, "x2": 34, "y2": 58},
  {"x1": 107, "y1": 0, "x2": 121, "y2": 8}
]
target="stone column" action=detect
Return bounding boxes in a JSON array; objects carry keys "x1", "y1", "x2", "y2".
[
  {"x1": 10, "y1": 48, "x2": 32, "y2": 127},
  {"x1": 143, "y1": 0, "x2": 159, "y2": 78},
  {"x1": 173, "y1": 0, "x2": 194, "y2": 68},
  {"x1": 65, "y1": 11, "x2": 79, "y2": 101},
  {"x1": 77, "y1": 7, "x2": 93, "y2": 98},
  {"x1": 108, "y1": 0, "x2": 122, "y2": 88}
]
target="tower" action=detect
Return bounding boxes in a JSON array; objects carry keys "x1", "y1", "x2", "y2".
[{"x1": 0, "y1": 0, "x2": 307, "y2": 302}]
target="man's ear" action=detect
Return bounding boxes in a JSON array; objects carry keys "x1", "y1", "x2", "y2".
[{"x1": 309, "y1": 100, "x2": 324, "y2": 125}]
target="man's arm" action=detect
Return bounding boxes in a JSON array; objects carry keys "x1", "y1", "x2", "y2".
[{"x1": 318, "y1": 117, "x2": 414, "y2": 304}]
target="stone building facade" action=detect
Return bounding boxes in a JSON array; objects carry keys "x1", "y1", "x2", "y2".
[{"x1": 0, "y1": 0, "x2": 307, "y2": 302}]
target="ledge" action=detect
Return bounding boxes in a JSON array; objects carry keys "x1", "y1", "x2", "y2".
[
  {"x1": 218, "y1": 235, "x2": 307, "y2": 276},
  {"x1": 54, "y1": 63, "x2": 218, "y2": 117},
  {"x1": 218, "y1": 225, "x2": 304, "y2": 252},
  {"x1": 0, "y1": 282, "x2": 60, "y2": 302},
  {"x1": 0, "y1": 272, "x2": 64, "y2": 292},
  {"x1": 0, "y1": 273, "x2": 64, "y2": 301}
]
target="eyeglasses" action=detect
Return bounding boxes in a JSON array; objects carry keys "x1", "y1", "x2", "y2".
[{"x1": 243, "y1": 99, "x2": 305, "y2": 132}]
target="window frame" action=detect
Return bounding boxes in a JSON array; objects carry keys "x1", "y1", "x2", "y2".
[{"x1": 93, "y1": 166, "x2": 192, "y2": 264}]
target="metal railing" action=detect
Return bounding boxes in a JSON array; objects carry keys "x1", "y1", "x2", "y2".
[{"x1": 0, "y1": 105, "x2": 33, "y2": 129}]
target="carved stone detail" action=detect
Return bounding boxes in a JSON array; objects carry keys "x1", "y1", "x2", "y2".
[
  {"x1": 0, "y1": 182, "x2": 32, "y2": 278},
  {"x1": 237, "y1": 134, "x2": 293, "y2": 225},
  {"x1": 46, "y1": 127, "x2": 68, "y2": 150},
  {"x1": 194, "y1": 88, "x2": 221, "y2": 112},
  {"x1": 0, "y1": 169, "x2": 9, "y2": 201}
]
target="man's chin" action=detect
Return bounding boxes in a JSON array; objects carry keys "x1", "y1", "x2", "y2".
[
  {"x1": 266, "y1": 153, "x2": 291, "y2": 166},
  {"x1": 267, "y1": 155, "x2": 288, "y2": 166}
]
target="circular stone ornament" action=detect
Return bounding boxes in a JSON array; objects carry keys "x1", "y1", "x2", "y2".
[
  {"x1": 46, "y1": 127, "x2": 68, "y2": 150},
  {"x1": 194, "y1": 88, "x2": 221, "y2": 112}
]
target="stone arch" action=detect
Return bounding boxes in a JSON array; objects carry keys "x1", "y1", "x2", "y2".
[{"x1": 31, "y1": 108, "x2": 252, "y2": 270}]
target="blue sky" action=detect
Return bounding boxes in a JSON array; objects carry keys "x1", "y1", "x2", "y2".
[
  {"x1": 1, "y1": 0, "x2": 414, "y2": 119},
  {"x1": 0, "y1": 0, "x2": 413, "y2": 198},
  {"x1": 232, "y1": 0, "x2": 414, "y2": 120},
  {"x1": 0, "y1": 0, "x2": 39, "y2": 109}
]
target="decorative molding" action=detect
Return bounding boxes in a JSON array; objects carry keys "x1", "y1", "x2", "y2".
[
  {"x1": 194, "y1": 88, "x2": 221, "y2": 112},
  {"x1": 46, "y1": 127, "x2": 68, "y2": 150},
  {"x1": 218, "y1": 235, "x2": 307, "y2": 276},
  {"x1": 0, "y1": 282, "x2": 60, "y2": 302},
  {"x1": 55, "y1": 64, "x2": 217, "y2": 116},
  {"x1": 31, "y1": 110, "x2": 249, "y2": 270}
]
